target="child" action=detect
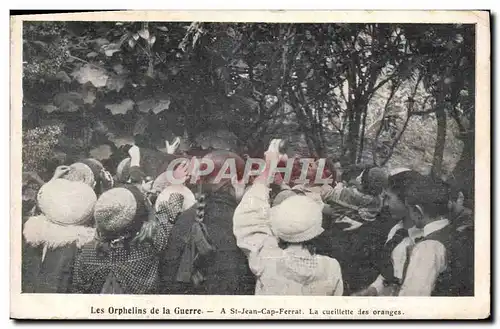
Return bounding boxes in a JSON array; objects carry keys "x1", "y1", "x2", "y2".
[
  {"x1": 22, "y1": 178, "x2": 97, "y2": 293},
  {"x1": 398, "y1": 176, "x2": 474, "y2": 296},
  {"x1": 161, "y1": 150, "x2": 255, "y2": 295},
  {"x1": 233, "y1": 150, "x2": 343, "y2": 296},
  {"x1": 72, "y1": 184, "x2": 185, "y2": 294}
]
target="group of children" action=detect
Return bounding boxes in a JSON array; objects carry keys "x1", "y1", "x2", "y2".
[{"x1": 21, "y1": 143, "x2": 474, "y2": 296}]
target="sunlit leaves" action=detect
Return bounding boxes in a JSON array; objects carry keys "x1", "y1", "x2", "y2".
[
  {"x1": 113, "y1": 64, "x2": 128, "y2": 75},
  {"x1": 93, "y1": 38, "x2": 110, "y2": 48},
  {"x1": 137, "y1": 97, "x2": 171, "y2": 114},
  {"x1": 106, "y1": 75, "x2": 126, "y2": 92},
  {"x1": 71, "y1": 64, "x2": 109, "y2": 88},
  {"x1": 156, "y1": 26, "x2": 169, "y2": 32},
  {"x1": 102, "y1": 43, "x2": 121, "y2": 57},
  {"x1": 82, "y1": 87, "x2": 96, "y2": 104},
  {"x1": 105, "y1": 99, "x2": 135, "y2": 115},
  {"x1": 41, "y1": 104, "x2": 58, "y2": 113}
]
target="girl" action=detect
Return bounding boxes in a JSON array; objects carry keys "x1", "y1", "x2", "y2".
[
  {"x1": 71, "y1": 184, "x2": 186, "y2": 294},
  {"x1": 160, "y1": 150, "x2": 256, "y2": 295},
  {"x1": 233, "y1": 150, "x2": 343, "y2": 296},
  {"x1": 22, "y1": 177, "x2": 97, "y2": 293}
]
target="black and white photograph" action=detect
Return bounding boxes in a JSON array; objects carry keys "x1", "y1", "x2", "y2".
[{"x1": 10, "y1": 10, "x2": 490, "y2": 320}]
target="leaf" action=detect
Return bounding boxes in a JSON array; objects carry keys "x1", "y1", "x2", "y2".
[
  {"x1": 71, "y1": 64, "x2": 109, "y2": 88},
  {"x1": 137, "y1": 99, "x2": 156, "y2": 114},
  {"x1": 231, "y1": 59, "x2": 249, "y2": 69},
  {"x1": 55, "y1": 71, "x2": 71, "y2": 83},
  {"x1": 93, "y1": 38, "x2": 110, "y2": 47},
  {"x1": 148, "y1": 35, "x2": 156, "y2": 45},
  {"x1": 82, "y1": 88, "x2": 96, "y2": 104},
  {"x1": 59, "y1": 100, "x2": 80, "y2": 112},
  {"x1": 52, "y1": 92, "x2": 82, "y2": 113},
  {"x1": 156, "y1": 26, "x2": 169, "y2": 32},
  {"x1": 157, "y1": 71, "x2": 168, "y2": 81},
  {"x1": 54, "y1": 92, "x2": 83, "y2": 106},
  {"x1": 106, "y1": 75, "x2": 126, "y2": 92},
  {"x1": 133, "y1": 33, "x2": 140, "y2": 41},
  {"x1": 226, "y1": 27, "x2": 237, "y2": 39},
  {"x1": 137, "y1": 97, "x2": 171, "y2": 114},
  {"x1": 151, "y1": 98, "x2": 171, "y2": 114},
  {"x1": 133, "y1": 116, "x2": 149, "y2": 135},
  {"x1": 41, "y1": 104, "x2": 58, "y2": 113},
  {"x1": 105, "y1": 99, "x2": 135, "y2": 115},
  {"x1": 102, "y1": 43, "x2": 121, "y2": 57},
  {"x1": 169, "y1": 65, "x2": 180, "y2": 76},
  {"x1": 113, "y1": 64, "x2": 128, "y2": 75},
  {"x1": 86, "y1": 52, "x2": 98, "y2": 58},
  {"x1": 138, "y1": 29, "x2": 150, "y2": 40},
  {"x1": 306, "y1": 68, "x2": 315, "y2": 79},
  {"x1": 128, "y1": 38, "x2": 136, "y2": 48}
]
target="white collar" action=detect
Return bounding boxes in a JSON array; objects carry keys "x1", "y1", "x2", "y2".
[
  {"x1": 386, "y1": 220, "x2": 423, "y2": 243},
  {"x1": 423, "y1": 217, "x2": 450, "y2": 237}
]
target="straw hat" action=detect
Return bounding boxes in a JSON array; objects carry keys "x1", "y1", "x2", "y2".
[
  {"x1": 37, "y1": 178, "x2": 97, "y2": 226},
  {"x1": 93, "y1": 185, "x2": 149, "y2": 238}
]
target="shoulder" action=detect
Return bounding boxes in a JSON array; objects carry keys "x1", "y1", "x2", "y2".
[
  {"x1": 318, "y1": 255, "x2": 342, "y2": 274},
  {"x1": 413, "y1": 240, "x2": 447, "y2": 258}
]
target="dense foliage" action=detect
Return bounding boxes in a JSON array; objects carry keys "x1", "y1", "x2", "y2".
[{"x1": 22, "y1": 21, "x2": 475, "y2": 200}]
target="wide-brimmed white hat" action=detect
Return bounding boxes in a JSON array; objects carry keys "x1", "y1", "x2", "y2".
[
  {"x1": 270, "y1": 195, "x2": 324, "y2": 243},
  {"x1": 63, "y1": 162, "x2": 96, "y2": 187},
  {"x1": 37, "y1": 178, "x2": 97, "y2": 226},
  {"x1": 155, "y1": 184, "x2": 196, "y2": 212}
]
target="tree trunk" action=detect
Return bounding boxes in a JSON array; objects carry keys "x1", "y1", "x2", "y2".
[
  {"x1": 450, "y1": 132, "x2": 475, "y2": 208},
  {"x1": 346, "y1": 102, "x2": 361, "y2": 165},
  {"x1": 357, "y1": 104, "x2": 368, "y2": 164},
  {"x1": 431, "y1": 107, "x2": 447, "y2": 178}
]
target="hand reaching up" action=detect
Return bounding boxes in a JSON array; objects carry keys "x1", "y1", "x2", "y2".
[
  {"x1": 51, "y1": 165, "x2": 71, "y2": 180},
  {"x1": 128, "y1": 145, "x2": 141, "y2": 167}
]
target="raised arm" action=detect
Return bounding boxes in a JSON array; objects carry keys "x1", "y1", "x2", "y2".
[{"x1": 233, "y1": 150, "x2": 286, "y2": 275}]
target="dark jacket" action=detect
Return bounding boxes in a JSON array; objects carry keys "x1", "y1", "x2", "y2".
[
  {"x1": 22, "y1": 215, "x2": 95, "y2": 293},
  {"x1": 160, "y1": 191, "x2": 256, "y2": 295},
  {"x1": 316, "y1": 208, "x2": 399, "y2": 295},
  {"x1": 419, "y1": 224, "x2": 474, "y2": 296}
]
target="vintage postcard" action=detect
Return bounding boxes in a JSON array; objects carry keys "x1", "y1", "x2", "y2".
[{"x1": 10, "y1": 10, "x2": 490, "y2": 320}]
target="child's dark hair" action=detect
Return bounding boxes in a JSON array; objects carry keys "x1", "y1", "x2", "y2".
[
  {"x1": 387, "y1": 170, "x2": 424, "y2": 202},
  {"x1": 405, "y1": 175, "x2": 450, "y2": 217},
  {"x1": 278, "y1": 239, "x2": 317, "y2": 255},
  {"x1": 360, "y1": 165, "x2": 378, "y2": 196}
]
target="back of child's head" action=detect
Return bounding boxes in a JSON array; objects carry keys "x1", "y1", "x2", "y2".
[
  {"x1": 387, "y1": 170, "x2": 425, "y2": 202},
  {"x1": 405, "y1": 175, "x2": 451, "y2": 218}
]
